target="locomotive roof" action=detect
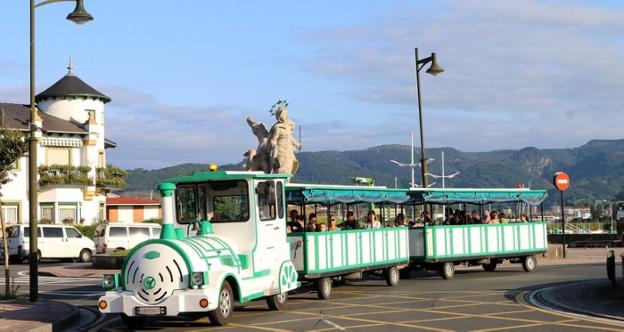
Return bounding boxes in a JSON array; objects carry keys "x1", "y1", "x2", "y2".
[{"x1": 164, "y1": 170, "x2": 290, "y2": 184}]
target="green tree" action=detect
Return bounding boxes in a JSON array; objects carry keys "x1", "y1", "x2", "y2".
[{"x1": 0, "y1": 129, "x2": 28, "y2": 298}]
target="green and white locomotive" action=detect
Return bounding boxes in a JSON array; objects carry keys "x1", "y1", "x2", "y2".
[{"x1": 98, "y1": 170, "x2": 299, "y2": 327}]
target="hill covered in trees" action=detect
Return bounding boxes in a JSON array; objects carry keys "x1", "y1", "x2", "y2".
[{"x1": 120, "y1": 139, "x2": 624, "y2": 206}]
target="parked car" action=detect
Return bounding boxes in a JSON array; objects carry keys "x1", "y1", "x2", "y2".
[
  {"x1": 94, "y1": 223, "x2": 161, "y2": 254},
  {"x1": 4, "y1": 224, "x2": 95, "y2": 263}
]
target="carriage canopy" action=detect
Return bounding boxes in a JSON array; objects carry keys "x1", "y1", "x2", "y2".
[
  {"x1": 286, "y1": 184, "x2": 410, "y2": 205},
  {"x1": 408, "y1": 188, "x2": 548, "y2": 206}
]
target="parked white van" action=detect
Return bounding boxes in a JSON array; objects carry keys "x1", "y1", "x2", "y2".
[
  {"x1": 94, "y1": 223, "x2": 161, "y2": 254},
  {"x1": 4, "y1": 224, "x2": 95, "y2": 263}
]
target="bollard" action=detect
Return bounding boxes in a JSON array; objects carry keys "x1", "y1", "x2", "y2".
[{"x1": 606, "y1": 250, "x2": 615, "y2": 285}]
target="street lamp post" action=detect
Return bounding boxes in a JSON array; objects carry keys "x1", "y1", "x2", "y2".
[
  {"x1": 28, "y1": 0, "x2": 93, "y2": 302},
  {"x1": 414, "y1": 48, "x2": 444, "y2": 190}
]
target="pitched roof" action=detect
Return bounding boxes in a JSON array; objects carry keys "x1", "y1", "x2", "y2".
[
  {"x1": 35, "y1": 73, "x2": 111, "y2": 103},
  {"x1": 0, "y1": 103, "x2": 88, "y2": 134},
  {"x1": 107, "y1": 197, "x2": 160, "y2": 206}
]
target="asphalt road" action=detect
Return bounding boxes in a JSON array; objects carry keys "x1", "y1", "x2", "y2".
[{"x1": 3, "y1": 261, "x2": 623, "y2": 331}]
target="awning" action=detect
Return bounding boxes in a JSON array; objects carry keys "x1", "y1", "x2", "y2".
[
  {"x1": 408, "y1": 188, "x2": 548, "y2": 206},
  {"x1": 286, "y1": 184, "x2": 410, "y2": 205}
]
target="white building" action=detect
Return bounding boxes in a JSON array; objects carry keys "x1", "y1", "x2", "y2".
[{"x1": 0, "y1": 66, "x2": 123, "y2": 225}]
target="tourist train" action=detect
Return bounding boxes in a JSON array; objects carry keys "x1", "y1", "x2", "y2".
[{"x1": 98, "y1": 169, "x2": 548, "y2": 328}]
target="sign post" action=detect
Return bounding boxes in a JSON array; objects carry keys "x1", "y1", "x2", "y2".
[{"x1": 553, "y1": 172, "x2": 570, "y2": 258}]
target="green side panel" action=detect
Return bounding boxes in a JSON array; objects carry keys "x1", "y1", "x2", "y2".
[
  {"x1": 422, "y1": 222, "x2": 548, "y2": 260},
  {"x1": 238, "y1": 254, "x2": 249, "y2": 269},
  {"x1": 240, "y1": 291, "x2": 265, "y2": 303}
]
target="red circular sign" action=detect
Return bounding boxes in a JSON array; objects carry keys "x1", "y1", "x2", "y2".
[{"x1": 553, "y1": 172, "x2": 570, "y2": 191}]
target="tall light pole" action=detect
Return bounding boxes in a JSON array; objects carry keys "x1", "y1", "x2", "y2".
[
  {"x1": 28, "y1": 0, "x2": 93, "y2": 302},
  {"x1": 414, "y1": 48, "x2": 444, "y2": 190}
]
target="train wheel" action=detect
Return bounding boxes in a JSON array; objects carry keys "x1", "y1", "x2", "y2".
[
  {"x1": 522, "y1": 255, "x2": 537, "y2": 272},
  {"x1": 208, "y1": 282, "x2": 234, "y2": 326},
  {"x1": 316, "y1": 277, "x2": 332, "y2": 300},
  {"x1": 385, "y1": 267, "x2": 400, "y2": 287},
  {"x1": 440, "y1": 262, "x2": 455, "y2": 280},
  {"x1": 120, "y1": 314, "x2": 146, "y2": 329},
  {"x1": 482, "y1": 261, "x2": 497, "y2": 272},
  {"x1": 266, "y1": 292, "x2": 288, "y2": 310}
]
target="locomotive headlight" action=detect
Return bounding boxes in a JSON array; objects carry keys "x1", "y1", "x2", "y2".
[
  {"x1": 191, "y1": 272, "x2": 204, "y2": 286},
  {"x1": 191, "y1": 272, "x2": 208, "y2": 288},
  {"x1": 102, "y1": 273, "x2": 119, "y2": 289}
]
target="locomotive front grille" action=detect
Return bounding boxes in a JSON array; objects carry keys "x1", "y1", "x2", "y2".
[{"x1": 124, "y1": 243, "x2": 189, "y2": 305}]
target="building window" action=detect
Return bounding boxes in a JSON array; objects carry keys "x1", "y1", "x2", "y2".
[
  {"x1": 40, "y1": 204, "x2": 55, "y2": 224},
  {"x1": 87, "y1": 110, "x2": 96, "y2": 124},
  {"x1": 98, "y1": 152, "x2": 105, "y2": 168},
  {"x1": 59, "y1": 205, "x2": 77, "y2": 224},
  {"x1": 46, "y1": 147, "x2": 71, "y2": 166},
  {"x1": 1, "y1": 204, "x2": 18, "y2": 224}
]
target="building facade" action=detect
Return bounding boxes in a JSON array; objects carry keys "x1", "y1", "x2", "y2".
[
  {"x1": 0, "y1": 67, "x2": 124, "y2": 225},
  {"x1": 106, "y1": 197, "x2": 161, "y2": 223}
]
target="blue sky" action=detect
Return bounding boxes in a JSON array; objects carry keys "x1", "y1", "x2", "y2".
[{"x1": 2, "y1": 1, "x2": 624, "y2": 169}]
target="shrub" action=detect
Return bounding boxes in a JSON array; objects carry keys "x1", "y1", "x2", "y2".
[
  {"x1": 73, "y1": 224, "x2": 101, "y2": 240},
  {"x1": 143, "y1": 218, "x2": 162, "y2": 225}
]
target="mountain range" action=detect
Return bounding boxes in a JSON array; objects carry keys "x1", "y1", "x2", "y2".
[{"x1": 120, "y1": 139, "x2": 624, "y2": 206}]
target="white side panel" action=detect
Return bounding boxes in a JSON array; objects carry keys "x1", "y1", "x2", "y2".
[
  {"x1": 470, "y1": 227, "x2": 481, "y2": 254},
  {"x1": 348, "y1": 233, "x2": 357, "y2": 265},
  {"x1": 332, "y1": 234, "x2": 342, "y2": 267},
  {"x1": 452, "y1": 229, "x2": 464, "y2": 255},
  {"x1": 375, "y1": 232, "x2": 384, "y2": 261},
  {"x1": 307, "y1": 235, "x2": 316, "y2": 270},
  {"x1": 435, "y1": 228, "x2": 446, "y2": 256},
  {"x1": 534, "y1": 224, "x2": 545, "y2": 249},
  {"x1": 503, "y1": 226, "x2": 514, "y2": 251},
  {"x1": 519, "y1": 226, "x2": 530, "y2": 250},
  {"x1": 361, "y1": 232, "x2": 370, "y2": 264},
  {"x1": 317, "y1": 235, "x2": 327, "y2": 270},
  {"x1": 387, "y1": 232, "x2": 396, "y2": 260},
  {"x1": 487, "y1": 227, "x2": 498, "y2": 252}
]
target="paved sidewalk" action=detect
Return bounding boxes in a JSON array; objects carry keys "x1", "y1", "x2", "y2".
[
  {"x1": 39, "y1": 263, "x2": 118, "y2": 278},
  {"x1": 538, "y1": 247, "x2": 624, "y2": 266},
  {"x1": 0, "y1": 300, "x2": 78, "y2": 332}
]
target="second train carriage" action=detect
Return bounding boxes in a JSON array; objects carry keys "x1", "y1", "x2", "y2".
[
  {"x1": 285, "y1": 184, "x2": 411, "y2": 299},
  {"x1": 405, "y1": 188, "x2": 549, "y2": 279}
]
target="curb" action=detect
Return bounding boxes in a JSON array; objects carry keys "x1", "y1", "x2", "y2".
[
  {"x1": 526, "y1": 281, "x2": 624, "y2": 326},
  {"x1": 51, "y1": 301, "x2": 81, "y2": 332}
]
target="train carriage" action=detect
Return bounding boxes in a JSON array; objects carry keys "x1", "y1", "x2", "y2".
[
  {"x1": 405, "y1": 188, "x2": 549, "y2": 279},
  {"x1": 286, "y1": 184, "x2": 411, "y2": 299}
]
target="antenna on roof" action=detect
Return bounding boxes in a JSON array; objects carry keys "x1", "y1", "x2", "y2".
[{"x1": 67, "y1": 54, "x2": 74, "y2": 75}]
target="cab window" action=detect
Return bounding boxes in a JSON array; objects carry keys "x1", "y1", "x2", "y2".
[
  {"x1": 257, "y1": 181, "x2": 276, "y2": 221},
  {"x1": 175, "y1": 180, "x2": 249, "y2": 224},
  {"x1": 176, "y1": 185, "x2": 198, "y2": 223}
]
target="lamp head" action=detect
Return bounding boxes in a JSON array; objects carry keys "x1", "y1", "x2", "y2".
[
  {"x1": 426, "y1": 52, "x2": 444, "y2": 76},
  {"x1": 66, "y1": 0, "x2": 93, "y2": 25}
]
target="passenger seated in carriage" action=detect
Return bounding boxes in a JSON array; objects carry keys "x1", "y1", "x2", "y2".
[
  {"x1": 365, "y1": 210, "x2": 381, "y2": 229},
  {"x1": 306, "y1": 213, "x2": 318, "y2": 232},
  {"x1": 394, "y1": 213, "x2": 406, "y2": 227},
  {"x1": 341, "y1": 211, "x2": 359, "y2": 230},
  {"x1": 289, "y1": 214, "x2": 306, "y2": 233},
  {"x1": 328, "y1": 216, "x2": 341, "y2": 231}
]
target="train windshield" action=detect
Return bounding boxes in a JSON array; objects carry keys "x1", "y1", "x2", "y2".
[{"x1": 176, "y1": 180, "x2": 250, "y2": 224}]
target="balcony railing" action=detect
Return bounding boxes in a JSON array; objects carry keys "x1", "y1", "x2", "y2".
[
  {"x1": 96, "y1": 165, "x2": 127, "y2": 189},
  {"x1": 38, "y1": 165, "x2": 91, "y2": 186}
]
